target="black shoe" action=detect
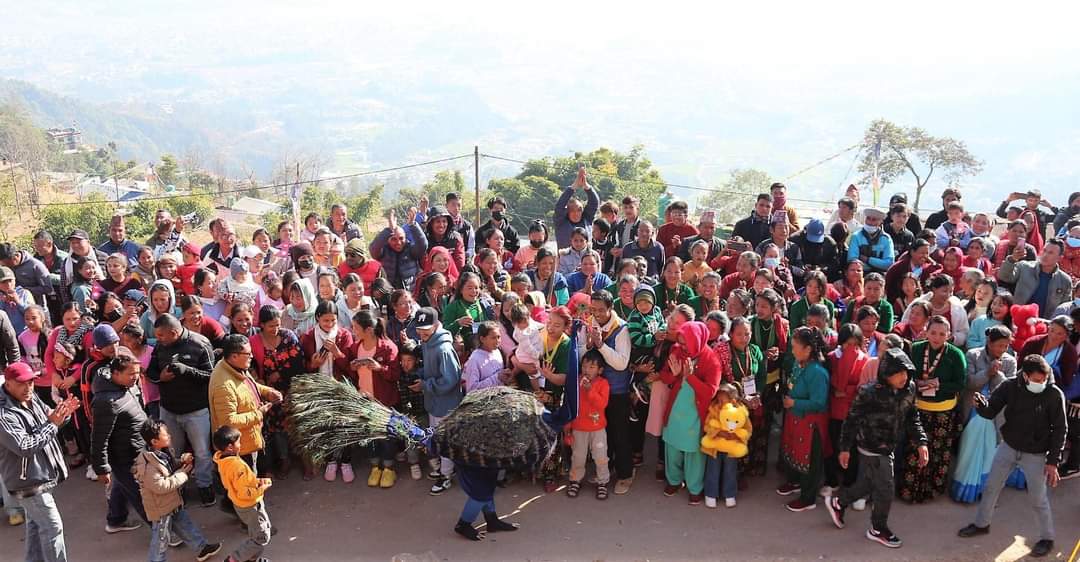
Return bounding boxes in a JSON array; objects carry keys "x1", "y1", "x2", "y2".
[
  {"x1": 195, "y1": 542, "x2": 221, "y2": 561},
  {"x1": 957, "y1": 524, "x2": 990, "y2": 538},
  {"x1": 1058, "y1": 465, "x2": 1080, "y2": 481},
  {"x1": 483, "y1": 511, "x2": 519, "y2": 532},
  {"x1": 454, "y1": 520, "x2": 485, "y2": 541},
  {"x1": 1030, "y1": 539, "x2": 1054, "y2": 558},
  {"x1": 866, "y1": 527, "x2": 902, "y2": 548},
  {"x1": 197, "y1": 487, "x2": 214, "y2": 508},
  {"x1": 824, "y1": 496, "x2": 846, "y2": 529}
]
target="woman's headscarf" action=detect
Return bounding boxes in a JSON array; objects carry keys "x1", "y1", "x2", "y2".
[
  {"x1": 289, "y1": 242, "x2": 315, "y2": 270},
  {"x1": 941, "y1": 246, "x2": 968, "y2": 284},
  {"x1": 416, "y1": 246, "x2": 459, "y2": 296},
  {"x1": 678, "y1": 320, "x2": 711, "y2": 360},
  {"x1": 286, "y1": 278, "x2": 318, "y2": 323},
  {"x1": 1020, "y1": 210, "x2": 1044, "y2": 253}
]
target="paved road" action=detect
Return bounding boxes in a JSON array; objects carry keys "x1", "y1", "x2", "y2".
[{"x1": 3, "y1": 450, "x2": 1077, "y2": 561}]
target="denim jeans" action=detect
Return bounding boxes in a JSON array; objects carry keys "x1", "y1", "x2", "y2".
[
  {"x1": 16, "y1": 491, "x2": 67, "y2": 562},
  {"x1": 149, "y1": 508, "x2": 208, "y2": 562},
  {"x1": 704, "y1": 453, "x2": 738, "y2": 500},
  {"x1": 369, "y1": 439, "x2": 397, "y2": 467},
  {"x1": 974, "y1": 441, "x2": 1055, "y2": 540},
  {"x1": 106, "y1": 463, "x2": 148, "y2": 526},
  {"x1": 460, "y1": 497, "x2": 495, "y2": 523},
  {"x1": 160, "y1": 407, "x2": 213, "y2": 488}
]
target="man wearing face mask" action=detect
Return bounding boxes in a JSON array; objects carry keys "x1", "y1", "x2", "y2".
[
  {"x1": 554, "y1": 166, "x2": 599, "y2": 250},
  {"x1": 846, "y1": 208, "x2": 895, "y2": 275},
  {"x1": 957, "y1": 354, "x2": 1066, "y2": 559},
  {"x1": 769, "y1": 182, "x2": 800, "y2": 231},
  {"x1": 475, "y1": 197, "x2": 520, "y2": 255},
  {"x1": 733, "y1": 193, "x2": 773, "y2": 249}
]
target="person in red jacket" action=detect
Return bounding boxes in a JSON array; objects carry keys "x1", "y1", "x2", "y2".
[
  {"x1": 656, "y1": 201, "x2": 698, "y2": 259},
  {"x1": 566, "y1": 350, "x2": 611, "y2": 500},
  {"x1": 658, "y1": 321, "x2": 722, "y2": 505},
  {"x1": 824, "y1": 324, "x2": 870, "y2": 499},
  {"x1": 349, "y1": 309, "x2": 402, "y2": 488}
]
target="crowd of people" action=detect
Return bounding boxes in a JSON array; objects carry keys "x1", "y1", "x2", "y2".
[{"x1": 0, "y1": 167, "x2": 1077, "y2": 560}]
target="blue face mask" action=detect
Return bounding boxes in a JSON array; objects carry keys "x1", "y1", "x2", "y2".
[
  {"x1": 764, "y1": 257, "x2": 781, "y2": 268},
  {"x1": 1067, "y1": 237, "x2": 1080, "y2": 249},
  {"x1": 863, "y1": 225, "x2": 880, "y2": 235}
]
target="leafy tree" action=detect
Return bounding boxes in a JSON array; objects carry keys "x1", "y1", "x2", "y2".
[
  {"x1": 489, "y1": 145, "x2": 668, "y2": 231},
  {"x1": 390, "y1": 170, "x2": 467, "y2": 218},
  {"x1": 156, "y1": 153, "x2": 178, "y2": 187},
  {"x1": 857, "y1": 119, "x2": 982, "y2": 211},
  {"x1": 35, "y1": 195, "x2": 116, "y2": 243},
  {"x1": 123, "y1": 195, "x2": 214, "y2": 240},
  {"x1": 697, "y1": 168, "x2": 774, "y2": 225}
]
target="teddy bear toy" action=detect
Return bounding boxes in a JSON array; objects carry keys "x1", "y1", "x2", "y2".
[
  {"x1": 1010, "y1": 303, "x2": 1046, "y2": 353},
  {"x1": 700, "y1": 402, "x2": 751, "y2": 458}
]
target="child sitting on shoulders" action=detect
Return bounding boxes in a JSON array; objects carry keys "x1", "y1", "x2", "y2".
[{"x1": 566, "y1": 350, "x2": 611, "y2": 500}]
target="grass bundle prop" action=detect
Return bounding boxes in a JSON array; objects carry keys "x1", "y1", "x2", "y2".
[{"x1": 286, "y1": 374, "x2": 428, "y2": 465}]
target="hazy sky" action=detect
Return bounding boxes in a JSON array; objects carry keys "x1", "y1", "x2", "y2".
[{"x1": 6, "y1": 1, "x2": 1080, "y2": 212}]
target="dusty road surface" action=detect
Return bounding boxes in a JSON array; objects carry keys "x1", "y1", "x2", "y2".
[{"x1": 2, "y1": 457, "x2": 1077, "y2": 562}]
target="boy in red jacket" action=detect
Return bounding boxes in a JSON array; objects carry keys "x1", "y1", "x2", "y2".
[{"x1": 566, "y1": 350, "x2": 610, "y2": 500}]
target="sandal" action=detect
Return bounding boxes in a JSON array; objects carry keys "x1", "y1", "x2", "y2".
[
  {"x1": 595, "y1": 483, "x2": 609, "y2": 500},
  {"x1": 566, "y1": 481, "x2": 581, "y2": 498}
]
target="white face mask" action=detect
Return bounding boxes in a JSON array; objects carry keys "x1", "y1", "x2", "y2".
[
  {"x1": 863, "y1": 225, "x2": 880, "y2": 235},
  {"x1": 1026, "y1": 380, "x2": 1047, "y2": 394},
  {"x1": 763, "y1": 257, "x2": 780, "y2": 268}
]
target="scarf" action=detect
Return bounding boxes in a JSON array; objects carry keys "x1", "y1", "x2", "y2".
[
  {"x1": 286, "y1": 278, "x2": 318, "y2": 323},
  {"x1": 314, "y1": 323, "x2": 338, "y2": 379}
]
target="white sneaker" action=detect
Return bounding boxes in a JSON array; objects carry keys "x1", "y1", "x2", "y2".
[
  {"x1": 324, "y1": 462, "x2": 338, "y2": 482},
  {"x1": 85, "y1": 465, "x2": 98, "y2": 481},
  {"x1": 852, "y1": 498, "x2": 867, "y2": 511},
  {"x1": 705, "y1": 497, "x2": 718, "y2": 509},
  {"x1": 818, "y1": 485, "x2": 835, "y2": 497},
  {"x1": 725, "y1": 498, "x2": 737, "y2": 508}
]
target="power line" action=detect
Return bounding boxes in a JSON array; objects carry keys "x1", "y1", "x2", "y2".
[
  {"x1": 779, "y1": 143, "x2": 861, "y2": 183},
  {"x1": 481, "y1": 153, "x2": 839, "y2": 205},
  {"x1": 35, "y1": 153, "x2": 475, "y2": 208}
]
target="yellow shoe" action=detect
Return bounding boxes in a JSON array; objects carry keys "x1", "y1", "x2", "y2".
[
  {"x1": 379, "y1": 467, "x2": 396, "y2": 488},
  {"x1": 367, "y1": 466, "x2": 382, "y2": 487},
  {"x1": 8, "y1": 512, "x2": 25, "y2": 526}
]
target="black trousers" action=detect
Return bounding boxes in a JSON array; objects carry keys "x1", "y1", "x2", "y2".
[
  {"x1": 605, "y1": 393, "x2": 633, "y2": 480},
  {"x1": 825, "y1": 418, "x2": 859, "y2": 488}
]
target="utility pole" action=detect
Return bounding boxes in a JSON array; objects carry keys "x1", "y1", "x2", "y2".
[
  {"x1": 474, "y1": 145, "x2": 481, "y2": 226},
  {"x1": 7, "y1": 162, "x2": 22, "y2": 220}
]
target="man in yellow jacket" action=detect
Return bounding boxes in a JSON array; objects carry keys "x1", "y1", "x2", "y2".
[{"x1": 208, "y1": 334, "x2": 282, "y2": 511}]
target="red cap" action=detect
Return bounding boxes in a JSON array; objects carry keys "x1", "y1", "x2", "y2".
[
  {"x1": 182, "y1": 242, "x2": 202, "y2": 256},
  {"x1": 4, "y1": 362, "x2": 35, "y2": 382}
]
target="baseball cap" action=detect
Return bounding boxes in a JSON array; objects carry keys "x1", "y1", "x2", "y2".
[
  {"x1": 122, "y1": 289, "x2": 145, "y2": 302},
  {"x1": 805, "y1": 219, "x2": 825, "y2": 244},
  {"x1": 409, "y1": 307, "x2": 439, "y2": 330},
  {"x1": 0, "y1": 266, "x2": 13, "y2": 282},
  {"x1": 3, "y1": 362, "x2": 35, "y2": 382},
  {"x1": 863, "y1": 208, "x2": 887, "y2": 221},
  {"x1": 182, "y1": 242, "x2": 202, "y2": 256},
  {"x1": 92, "y1": 324, "x2": 120, "y2": 348},
  {"x1": 67, "y1": 229, "x2": 89, "y2": 241}
]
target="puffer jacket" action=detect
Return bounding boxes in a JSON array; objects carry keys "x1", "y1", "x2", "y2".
[
  {"x1": 133, "y1": 449, "x2": 186, "y2": 521},
  {"x1": 838, "y1": 348, "x2": 928, "y2": 456},
  {"x1": 209, "y1": 359, "x2": 275, "y2": 456},
  {"x1": 420, "y1": 328, "x2": 463, "y2": 417},
  {"x1": 370, "y1": 224, "x2": 428, "y2": 290},
  {"x1": 977, "y1": 375, "x2": 1068, "y2": 466},
  {"x1": 0, "y1": 387, "x2": 67, "y2": 493},
  {"x1": 90, "y1": 375, "x2": 148, "y2": 475}
]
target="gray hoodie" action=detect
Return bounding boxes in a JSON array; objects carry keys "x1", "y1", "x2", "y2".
[
  {"x1": 0, "y1": 387, "x2": 67, "y2": 493},
  {"x1": 140, "y1": 279, "x2": 178, "y2": 345},
  {"x1": 420, "y1": 328, "x2": 463, "y2": 417}
]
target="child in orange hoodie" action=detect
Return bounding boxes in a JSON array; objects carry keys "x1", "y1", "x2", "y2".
[
  {"x1": 213, "y1": 425, "x2": 272, "y2": 562},
  {"x1": 566, "y1": 350, "x2": 611, "y2": 500}
]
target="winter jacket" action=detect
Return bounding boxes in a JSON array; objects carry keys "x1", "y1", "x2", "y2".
[
  {"x1": 997, "y1": 259, "x2": 1072, "y2": 319},
  {"x1": 732, "y1": 213, "x2": 771, "y2": 249},
  {"x1": 370, "y1": 223, "x2": 428, "y2": 290},
  {"x1": 839, "y1": 348, "x2": 927, "y2": 455},
  {"x1": 0, "y1": 386, "x2": 67, "y2": 493},
  {"x1": 213, "y1": 451, "x2": 265, "y2": 508},
  {"x1": 9, "y1": 252, "x2": 53, "y2": 305},
  {"x1": 884, "y1": 252, "x2": 941, "y2": 304},
  {"x1": 90, "y1": 375, "x2": 147, "y2": 475},
  {"x1": 568, "y1": 375, "x2": 609, "y2": 432},
  {"x1": 329, "y1": 219, "x2": 365, "y2": 245},
  {"x1": 133, "y1": 449, "x2": 186, "y2": 521},
  {"x1": 146, "y1": 328, "x2": 215, "y2": 415},
  {"x1": 792, "y1": 232, "x2": 841, "y2": 282},
  {"x1": 557, "y1": 246, "x2": 589, "y2": 277},
  {"x1": 420, "y1": 328, "x2": 463, "y2": 417},
  {"x1": 620, "y1": 240, "x2": 665, "y2": 278},
  {"x1": 208, "y1": 359, "x2": 275, "y2": 456},
  {"x1": 475, "y1": 220, "x2": 520, "y2": 255},
  {"x1": 554, "y1": 186, "x2": 599, "y2": 249},
  {"x1": 977, "y1": 376, "x2": 1068, "y2": 465},
  {"x1": 139, "y1": 279, "x2": 178, "y2": 346},
  {"x1": 0, "y1": 310, "x2": 18, "y2": 370},
  {"x1": 847, "y1": 228, "x2": 895, "y2": 274}
]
